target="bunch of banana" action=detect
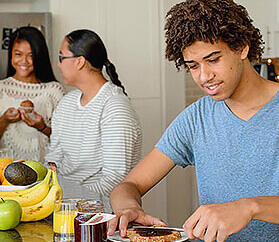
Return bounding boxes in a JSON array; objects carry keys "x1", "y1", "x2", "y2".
[
  {"x1": 0, "y1": 168, "x2": 52, "y2": 207},
  {"x1": 21, "y1": 165, "x2": 63, "y2": 222}
]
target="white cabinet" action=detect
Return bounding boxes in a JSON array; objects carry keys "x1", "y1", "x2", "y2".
[
  {"x1": 237, "y1": 0, "x2": 279, "y2": 58},
  {"x1": 50, "y1": 0, "x2": 194, "y2": 225}
]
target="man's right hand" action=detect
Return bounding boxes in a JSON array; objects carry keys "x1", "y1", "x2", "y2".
[
  {"x1": 107, "y1": 207, "x2": 166, "y2": 237},
  {"x1": 1, "y1": 108, "x2": 21, "y2": 124}
]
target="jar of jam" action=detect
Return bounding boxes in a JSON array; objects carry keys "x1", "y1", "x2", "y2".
[{"x1": 74, "y1": 199, "x2": 107, "y2": 242}]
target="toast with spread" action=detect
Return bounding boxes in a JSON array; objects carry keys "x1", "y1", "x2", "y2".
[{"x1": 126, "y1": 227, "x2": 182, "y2": 242}]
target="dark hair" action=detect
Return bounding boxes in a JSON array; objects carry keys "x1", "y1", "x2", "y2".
[
  {"x1": 65, "y1": 29, "x2": 127, "y2": 96},
  {"x1": 165, "y1": 0, "x2": 264, "y2": 70},
  {"x1": 7, "y1": 26, "x2": 57, "y2": 82}
]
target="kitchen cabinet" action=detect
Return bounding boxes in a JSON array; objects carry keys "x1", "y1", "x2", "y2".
[
  {"x1": 50, "y1": 0, "x2": 196, "y2": 227},
  {"x1": 236, "y1": 0, "x2": 279, "y2": 58}
]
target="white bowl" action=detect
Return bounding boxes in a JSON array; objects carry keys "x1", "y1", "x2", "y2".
[{"x1": 0, "y1": 181, "x2": 41, "y2": 191}]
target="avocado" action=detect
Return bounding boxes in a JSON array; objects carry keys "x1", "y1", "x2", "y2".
[{"x1": 4, "y1": 162, "x2": 37, "y2": 186}]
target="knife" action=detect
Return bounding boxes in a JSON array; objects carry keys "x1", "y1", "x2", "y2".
[{"x1": 132, "y1": 226, "x2": 184, "y2": 232}]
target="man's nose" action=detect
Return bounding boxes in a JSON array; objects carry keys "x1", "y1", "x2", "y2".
[{"x1": 200, "y1": 65, "x2": 215, "y2": 83}]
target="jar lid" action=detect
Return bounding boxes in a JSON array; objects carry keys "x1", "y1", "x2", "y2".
[{"x1": 76, "y1": 199, "x2": 104, "y2": 213}]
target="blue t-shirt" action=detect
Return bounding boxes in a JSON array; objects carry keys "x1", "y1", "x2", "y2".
[{"x1": 155, "y1": 93, "x2": 279, "y2": 241}]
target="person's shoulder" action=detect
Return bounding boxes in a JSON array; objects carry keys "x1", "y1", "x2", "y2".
[
  {"x1": 193, "y1": 95, "x2": 214, "y2": 107},
  {"x1": 44, "y1": 81, "x2": 65, "y2": 93},
  {"x1": 0, "y1": 77, "x2": 9, "y2": 82},
  {"x1": 53, "y1": 89, "x2": 79, "y2": 117},
  {"x1": 101, "y1": 85, "x2": 137, "y2": 119},
  {"x1": 105, "y1": 91, "x2": 130, "y2": 108},
  {"x1": 0, "y1": 77, "x2": 11, "y2": 87},
  {"x1": 182, "y1": 95, "x2": 214, "y2": 114},
  {"x1": 62, "y1": 89, "x2": 79, "y2": 100},
  {"x1": 100, "y1": 82, "x2": 130, "y2": 105},
  {"x1": 171, "y1": 96, "x2": 217, "y2": 126}
]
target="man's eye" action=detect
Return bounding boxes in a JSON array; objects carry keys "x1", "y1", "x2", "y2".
[
  {"x1": 208, "y1": 57, "x2": 220, "y2": 63},
  {"x1": 188, "y1": 65, "x2": 198, "y2": 69}
]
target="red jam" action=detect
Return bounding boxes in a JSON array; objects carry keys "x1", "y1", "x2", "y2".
[
  {"x1": 135, "y1": 228, "x2": 172, "y2": 237},
  {"x1": 74, "y1": 199, "x2": 107, "y2": 242},
  {"x1": 74, "y1": 213, "x2": 107, "y2": 242}
]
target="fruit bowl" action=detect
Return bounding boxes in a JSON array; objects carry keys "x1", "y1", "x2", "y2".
[{"x1": 0, "y1": 181, "x2": 41, "y2": 191}]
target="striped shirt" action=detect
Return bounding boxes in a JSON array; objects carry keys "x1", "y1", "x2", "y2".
[{"x1": 45, "y1": 82, "x2": 142, "y2": 199}]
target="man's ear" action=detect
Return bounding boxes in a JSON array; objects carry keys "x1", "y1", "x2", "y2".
[
  {"x1": 240, "y1": 45, "x2": 249, "y2": 60},
  {"x1": 75, "y1": 56, "x2": 86, "y2": 70}
]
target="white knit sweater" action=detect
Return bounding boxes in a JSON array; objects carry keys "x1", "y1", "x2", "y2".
[{"x1": 0, "y1": 77, "x2": 65, "y2": 162}]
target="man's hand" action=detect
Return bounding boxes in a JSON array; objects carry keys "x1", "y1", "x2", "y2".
[
  {"x1": 183, "y1": 198, "x2": 255, "y2": 242},
  {"x1": 1, "y1": 108, "x2": 21, "y2": 124},
  {"x1": 19, "y1": 109, "x2": 46, "y2": 131},
  {"x1": 107, "y1": 207, "x2": 165, "y2": 237}
]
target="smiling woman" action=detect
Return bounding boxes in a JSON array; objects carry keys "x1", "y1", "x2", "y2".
[
  {"x1": 0, "y1": 26, "x2": 65, "y2": 162},
  {"x1": 11, "y1": 40, "x2": 34, "y2": 81}
]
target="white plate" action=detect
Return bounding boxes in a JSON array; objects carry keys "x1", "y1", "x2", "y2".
[
  {"x1": 0, "y1": 181, "x2": 41, "y2": 191},
  {"x1": 108, "y1": 230, "x2": 188, "y2": 242}
]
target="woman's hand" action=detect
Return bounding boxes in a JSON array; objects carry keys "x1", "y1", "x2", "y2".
[
  {"x1": 0, "y1": 108, "x2": 21, "y2": 124},
  {"x1": 107, "y1": 207, "x2": 165, "y2": 237},
  {"x1": 19, "y1": 109, "x2": 46, "y2": 131},
  {"x1": 0, "y1": 108, "x2": 21, "y2": 138}
]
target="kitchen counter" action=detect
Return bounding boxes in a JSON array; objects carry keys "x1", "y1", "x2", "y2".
[
  {"x1": 1, "y1": 217, "x2": 196, "y2": 241},
  {"x1": 0, "y1": 217, "x2": 53, "y2": 241}
]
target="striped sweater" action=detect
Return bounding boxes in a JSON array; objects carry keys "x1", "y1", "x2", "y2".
[{"x1": 45, "y1": 82, "x2": 142, "y2": 198}]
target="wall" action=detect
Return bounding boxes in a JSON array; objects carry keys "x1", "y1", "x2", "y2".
[
  {"x1": 161, "y1": 0, "x2": 199, "y2": 227},
  {"x1": 0, "y1": 0, "x2": 199, "y2": 226},
  {"x1": 0, "y1": 0, "x2": 48, "y2": 12},
  {"x1": 49, "y1": 0, "x2": 168, "y2": 220},
  {"x1": 236, "y1": 0, "x2": 279, "y2": 58}
]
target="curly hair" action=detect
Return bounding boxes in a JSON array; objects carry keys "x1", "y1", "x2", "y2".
[{"x1": 165, "y1": 0, "x2": 264, "y2": 70}]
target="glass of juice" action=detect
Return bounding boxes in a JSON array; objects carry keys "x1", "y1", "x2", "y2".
[
  {"x1": 53, "y1": 198, "x2": 79, "y2": 242},
  {"x1": 0, "y1": 148, "x2": 13, "y2": 163}
]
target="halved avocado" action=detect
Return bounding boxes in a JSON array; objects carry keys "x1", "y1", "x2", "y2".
[{"x1": 4, "y1": 162, "x2": 37, "y2": 186}]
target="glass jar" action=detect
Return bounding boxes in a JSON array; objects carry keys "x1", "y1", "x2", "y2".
[{"x1": 74, "y1": 199, "x2": 107, "y2": 242}]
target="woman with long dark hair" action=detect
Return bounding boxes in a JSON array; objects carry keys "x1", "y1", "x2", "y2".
[
  {"x1": 0, "y1": 26, "x2": 64, "y2": 162},
  {"x1": 45, "y1": 29, "x2": 142, "y2": 211}
]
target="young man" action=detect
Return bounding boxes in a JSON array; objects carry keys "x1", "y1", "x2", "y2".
[{"x1": 108, "y1": 0, "x2": 279, "y2": 241}]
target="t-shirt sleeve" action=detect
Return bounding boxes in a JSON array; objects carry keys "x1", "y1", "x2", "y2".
[{"x1": 155, "y1": 105, "x2": 196, "y2": 168}]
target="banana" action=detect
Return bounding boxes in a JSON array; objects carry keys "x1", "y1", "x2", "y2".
[
  {"x1": 21, "y1": 169, "x2": 63, "y2": 222},
  {"x1": 0, "y1": 169, "x2": 52, "y2": 207}
]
